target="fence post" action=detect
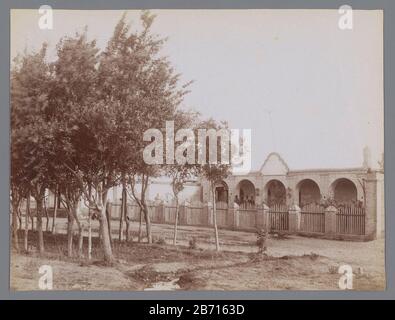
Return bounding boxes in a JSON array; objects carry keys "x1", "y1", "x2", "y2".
[
  {"x1": 263, "y1": 204, "x2": 270, "y2": 231},
  {"x1": 156, "y1": 203, "x2": 164, "y2": 223},
  {"x1": 227, "y1": 206, "x2": 235, "y2": 229},
  {"x1": 288, "y1": 204, "x2": 301, "y2": 233},
  {"x1": 234, "y1": 205, "x2": 240, "y2": 229},
  {"x1": 256, "y1": 205, "x2": 268, "y2": 230},
  {"x1": 365, "y1": 172, "x2": 378, "y2": 239},
  {"x1": 324, "y1": 205, "x2": 337, "y2": 236}
]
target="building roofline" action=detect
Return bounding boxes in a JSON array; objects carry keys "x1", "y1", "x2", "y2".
[
  {"x1": 287, "y1": 167, "x2": 368, "y2": 174},
  {"x1": 235, "y1": 167, "x2": 380, "y2": 177},
  {"x1": 259, "y1": 152, "x2": 290, "y2": 173}
]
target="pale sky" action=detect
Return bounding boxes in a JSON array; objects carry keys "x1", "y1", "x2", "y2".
[{"x1": 10, "y1": 9, "x2": 384, "y2": 171}]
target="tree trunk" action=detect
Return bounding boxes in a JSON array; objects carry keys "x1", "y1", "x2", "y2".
[
  {"x1": 99, "y1": 200, "x2": 114, "y2": 263},
  {"x1": 72, "y1": 207, "x2": 83, "y2": 258},
  {"x1": 36, "y1": 198, "x2": 45, "y2": 254},
  {"x1": 125, "y1": 218, "x2": 130, "y2": 241},
  {"x1": 138, "y1": 207, "x2": 143, "y2": 243},
  {"x1": 17, "y1": 203, "x2": 23, "y2": 230},
  {"x1": 24, "y1": 194, "x2": 30, "y2": 252},
  {"x1": 119, "y1": 188, "x2": 124, "y2": 242},
  {"x1": 88, "y1": 209, "x2": 92, "y2": 260},
  {"x1": 143, "y1": 203, "x2": 152, "y2": 244},
  {"x1": 124, "y1": 191, "x2": 130, "y2": 242},
  {"x1": 97, "y1": 187, "x2": 114, "y2": 263},
  {"x1": 11, "y1": 201, "x2": 19, "y2": 252},
  {"x1": 212, "y1": 187, "x2": 220, "y2": 251},
  {"x1": 106, "y1": 202, "x2": 113, "y2": 246},
  {"x1": 30, "y1": 212, "x2": 35, "y2": 231},
  {"x1": 67, "y1": 210, "x2": 74, "y2": 257},
  {"x1": 87, "y1": 187, "x2": 92, "y2": 260},
  {"x1": 173, "y1": 197, "x2": 179, "y2": 245},
  {"x1": 52, "y1": 189, "x2": 58, "y2": 234},
  {"x1": 44, "y1": 198, "x2": 49, "y2": 232}
]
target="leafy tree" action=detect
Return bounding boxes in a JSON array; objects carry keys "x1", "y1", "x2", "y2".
[
  {"x1": 198, "y1": 119, "x2": 232, "y2": 251},
  {"x1": 64, "y1": 99, "x2": 122, "y2": 262},
  {"x1": 48, "y1": 31, "x2": 100, "y2": 257},
  {"x1": 10, "y1": 180, "x2": 23, "y2": 251},
  {"x1": 98, "y1": 11, "x2": 191, "y2": 244},
  {"x1": 11, "y1": 44, "x2": 53, "y2": 254},
  {"x1": 10, "y1": 11, "x2": 193, "y2": 261}
]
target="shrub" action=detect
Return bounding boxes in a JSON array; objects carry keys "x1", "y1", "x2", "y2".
[
  {"x1": 189, "y1": 237, "x2": 198, "y2": 250},
  {"x1": 271, "y1": 230, "x2": 289, "y2": 240},
  {"x1": 256, "y1": 228, "x2": 268, "y2": 255},
  {"x1": 155, "y1": 237, "x2": 166, "y2": 245}
]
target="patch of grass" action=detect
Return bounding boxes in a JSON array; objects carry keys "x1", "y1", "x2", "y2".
[
  {"x1": 154, "y1": 236, "x2": 166, "y2": 245},
  {"x1": 127, "y1": 265, "x2": 173, "y2": 284},
  {"x1": 176, "y1": 272, "x2": 204, "y2": 290},
  {"x1": 270, "y1": 231, "x2": 290, "y2": 240},
  {"x1": 302, "y1": 252, "x2": 320, "y2": 261},
  {"x1": 249, "y1": 253, "x2": 270, "y2": 263}
]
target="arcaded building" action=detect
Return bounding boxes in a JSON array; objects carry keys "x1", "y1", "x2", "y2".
[{"x1": 200, "y1": 152, "x2": 385, "y2": 239}]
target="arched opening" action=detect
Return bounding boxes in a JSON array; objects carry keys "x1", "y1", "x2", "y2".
[
  {"x1": 214, "y1": 181, "x2": 229, "y2": 206},
  {"x1": 331, "y1": 178, "x2": 357, "y2": 205},
  {"x1": 265, "y1": 179, "x2": 286, "y2": 206},
  {"x1": 235, "y1": 179, "x2": 256, "y2": 209},
  {"x1": 297, "y1": 179, "x2": 321, "y2": 207}
]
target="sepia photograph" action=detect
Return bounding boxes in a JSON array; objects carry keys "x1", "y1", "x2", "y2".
[{"x1": 10, "y1": 8, "x2": 384, "y2": 292}]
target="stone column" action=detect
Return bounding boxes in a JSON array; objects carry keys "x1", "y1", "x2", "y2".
[
  {"x1": 227, "y1": 178, "x2": 235, "y2": 208},
  {"x1": 376, "y1": 172, "x2": 385, "y2": 238},
  {"x1": 233, "y1": 205, "x2": 240, "y2": 229},
  {"x1": 157, "y1": 203, "x2": 165, "y2": 223},
  {"x1": 201, "y1": 180, "x2": 211, "y2": 203},
  {"x1": 324, "y1": 205, "x2": 338, "y2": 236},
  {"x1": 254, "y1": 187, "x2": 261, "y2": 209},
  {"x1": 365, "y1": 172, "x2": 378, "y2": 239},
  {"x1": 263, "y1": 204, "x2": 270, "y2": 231},
  {"x1": 288, "y1": 204, "x2": 301, "y2": 233},
  {"x1": 287, "y1": 178, "x2": 298, "y2": 208}
]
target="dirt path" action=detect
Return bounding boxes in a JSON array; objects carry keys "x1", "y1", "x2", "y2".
[
  {"x1": 10, "y1": 227, "x2": 385, "y2": 291},
  {"x1": 34, "y1": 217, "x2": 386, "y2": 271}
]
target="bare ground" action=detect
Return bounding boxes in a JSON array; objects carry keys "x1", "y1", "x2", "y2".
[{"x1": 10, "y1": 220, "x2": 385, "y2": 291}]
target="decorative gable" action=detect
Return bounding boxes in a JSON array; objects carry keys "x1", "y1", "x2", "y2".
[{"x1": 260, "y1": 152, "x2": 289, "y2": 175}]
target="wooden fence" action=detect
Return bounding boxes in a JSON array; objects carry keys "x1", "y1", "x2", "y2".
[
  {"x1": 238, "y1": 208, "x2": 257, "y2": 230},
  {"x1": 21, "y1": 207, "x2": 68, "y2": 218},
  {"x1": 269, "y1": 204, "x2": 289, "y2": 232},
  {"x1": 106, "y1": 201, "x2": 367, "y2": 239},
  {"x1": 336, "y1": 205, "x2": 365, "y2": 235},
  {"x1": 300, "y1": 204, "x2": 325, "y2": 234},
  {"x1": 17, "y1": 198, "x2": 368, "y2": 239},
  {"x1": 187, "y1": 205, "x2": 208, "y2": 226}
]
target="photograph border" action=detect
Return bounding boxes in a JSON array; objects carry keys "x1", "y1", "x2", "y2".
[{"x1": 1, "y1": 0, "x2": 393, "y2": 300}]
